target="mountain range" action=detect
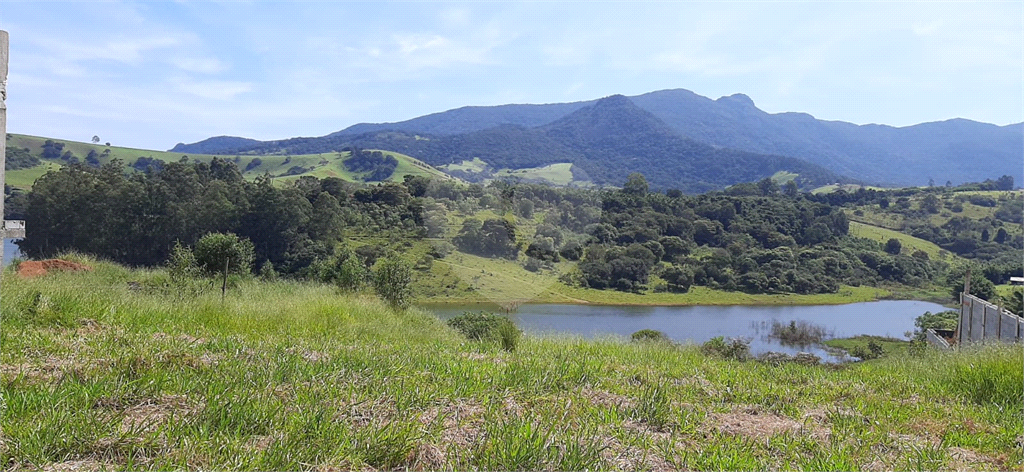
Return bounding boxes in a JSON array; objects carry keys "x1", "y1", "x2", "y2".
[{"x1": 172, "y1": 88, "x2": 1023, "y2": 190}]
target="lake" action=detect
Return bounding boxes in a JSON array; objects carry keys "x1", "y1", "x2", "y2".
[
  {"x1": 3, "y1": 238, "x2": 23, "y2": 266},
  {"x1": 424, "y1": 300, "x2": 952, "y2": 361}
]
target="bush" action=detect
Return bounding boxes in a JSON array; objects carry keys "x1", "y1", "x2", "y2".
[
  {"x1": 701, "y1": 336, "x2": 750, "y2": 361},
  {"x1": 768, "y1": 319, "x2": 831, "y2": 346},
  {"x1": 194, "y1": 232, "x2": 254, "y2": 276},
  {"x1": 631, "y1": 329, "x2": 671, "y2": 343},
  {"x1": 258, "y1": 260, "x2": 278, "y2": 281},
  {"x1": 373, "y1": 256, "x2": 412, "y2": 309},
  {"x1": 913, "y1": 310, "x2": 959, "y2": 341},
  {"x1": 447, "y1": 312, "x2": 522, "y2": 351},
  {"x1": 850, "y1": 340, "x2": 884, "y2": 360}
]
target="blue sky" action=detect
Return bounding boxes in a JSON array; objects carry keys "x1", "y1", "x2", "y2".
[{"x1": 1, "y1": 1, "x2": 1021, "y2": 151}]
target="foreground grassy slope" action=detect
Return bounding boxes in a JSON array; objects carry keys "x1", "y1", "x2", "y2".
[
  {"x1": 3, "y1": 258, "x2": 1021, "y2": 471},
  {"x1": 4, "y1": 134, "x2": 453, "y2": 189}
]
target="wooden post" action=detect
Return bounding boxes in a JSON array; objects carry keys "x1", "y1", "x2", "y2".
[
  {"x1": 221, "y1": 257, "x2": 229, "y2": 303},
  {"x1": 963, "y1": 268, "x2": 971, "y2": 297}
]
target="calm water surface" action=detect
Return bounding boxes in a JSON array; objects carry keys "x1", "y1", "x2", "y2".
[
  {"x1": 425, "y1": 300, "x2": 951, "y2": 361},
  {"x1": 3, "y1": 239, "x2": 23, "y2": 266}
]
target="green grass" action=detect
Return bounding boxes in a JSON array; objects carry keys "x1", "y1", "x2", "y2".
[
  {"x1": 439, "y1": 157, "x2": 490, "y2": 173},
  {"x1": 811, "y1": 183, "x2": 887, "y2": 194},
  {"x1": 823, "y1": 335, "x2": 913, "y2": 356},
  {"x1": 494, "y1": 163, "x2": 576, "y2": 186},
  {"x1": 3, "y1": 257, "x2": 1021, "y2": 470},
  {"x1": 413, "y1": 247, "x2": 888, "y2": 306},
  {"x1": 769, "y1": 171, "x2": 798, "y2": 185},
  {"x1": 4, "y1": 134, "x2": 454, "y2": 189},
  {"x1": 5, "y1": 162, "x2": 62, "y2": 189},
  {"x1": 848, "y1": 220, "x2": 956, "y2": 261}
]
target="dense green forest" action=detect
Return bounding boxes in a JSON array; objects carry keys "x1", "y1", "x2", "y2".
[{"x1": 11, "y1": 157, "x2": 1022, "y2": 311}]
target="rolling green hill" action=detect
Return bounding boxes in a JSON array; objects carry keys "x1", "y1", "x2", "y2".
[{"x1": 5, "y1": 134, "x2": 454, "y2": 189}]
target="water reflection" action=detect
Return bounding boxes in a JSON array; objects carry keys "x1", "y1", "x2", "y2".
[{"x1": 425, "y1": 300, "x2": 951, "y2": 362}]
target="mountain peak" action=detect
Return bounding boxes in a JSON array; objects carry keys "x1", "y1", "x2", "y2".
[
  {"x1": 716, "y1": 93, "x2": 756, "y2": 108},
  {"x1": 543, "y1": 93, "x2": 676, "y2": 141}
]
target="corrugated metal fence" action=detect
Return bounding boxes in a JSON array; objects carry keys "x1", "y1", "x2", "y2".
[{"x1": 958, "y1": 293, "x2": 1023, "y2": 344}]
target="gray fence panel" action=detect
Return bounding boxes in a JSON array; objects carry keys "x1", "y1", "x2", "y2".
[
  {"x1": 985, "y1": 306, "x2": 1001, "y2": 339},
  {"x1": 959, "y1": 299, "x2": 972, "y2": 344},
  {"x1": 926, "y1": 329, "x2": 951, "y2": 350},
  {"x1": 1000, "y1": 313, "x2": 1019, "y2": 342},
  {"x1": 970, "y1": 302, "x2": 986, "y2": 341},
  {"x1": 959, "y1": 294, "x2": 1024, "y2": 345}
]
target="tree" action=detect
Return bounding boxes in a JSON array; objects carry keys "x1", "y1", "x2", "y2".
[
  {"x1": 994, "y1": 227, "x2": 1008, "y2": 244},
  {"x1": 995, "y1": 175, "x2": 1015, "y2": 191},
  {"x1": 1003, "y1": 288, "x2": 1024, "y2": 317},
  {"x1": 948, "y1": 267, "x2": 996, "y2": 302},
  {"x1": 921, "y1": 194, "x2": 940, "y2": 214},
  {"x1": 193, "y1": 232, "x2": 255, "y2": 276},
  {"x1": 758, "y1": 177, "x2": 780, "y2": 196},
  {"x1": 622, "y1": 173, "x2": 648, "y2": 197},
  {"x1": 783, "y1": 180, "x2": 799, "y2": 197},
  {"x1": 373, "y1": 256, "x2": 412, "y2": 309},
  {"x1": 92, "y1": 135, "x2": 100, "y2": 144},
  {"x1": 884, "y1": 238, "x2": 902, "y2": 255}
]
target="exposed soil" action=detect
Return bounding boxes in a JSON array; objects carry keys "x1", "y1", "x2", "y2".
[
  {"x1": 709, "y1": 405, "x2": 815, "y2": 440},
  {"x1": 17, "y1": 259, "x2": 92, "y2": 278}
]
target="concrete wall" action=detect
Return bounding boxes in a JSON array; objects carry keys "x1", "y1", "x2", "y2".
[
  {"x1": 959, "y1": 293, "x2": 1023, "y2": 345},
  {"x1": 926, "y1": 329, "x2": 951, "y2": 350}
]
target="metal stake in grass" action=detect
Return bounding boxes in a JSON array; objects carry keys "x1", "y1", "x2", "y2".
[
  {"x1": 221, "y1": 257, "x2": 230, "y2": 303},
  {"x1": 1, "y1": 31, "x2": 8, "y2": 282}
]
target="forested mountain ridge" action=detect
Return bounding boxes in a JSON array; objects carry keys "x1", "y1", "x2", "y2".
[
  {"x1": 172, "y1": 88, "x2": 1022, "y2": 187},
  {"x1": 169, "y1": 95, "x2": 848, "y2": 193}
]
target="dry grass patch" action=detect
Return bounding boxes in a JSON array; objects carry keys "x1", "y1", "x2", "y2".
[
  {"x1": 708, "y1": 405, "x2": 817, "y2": 440},
  {"x1": 40, "y1": 458, "x2": 119, "y2": 472},
  {"x1": 1, "y1": 356, "x2": 111, "y2": 385},
  {"x1": 580, "y1": 387, "x2": 634, "y2": 410}
]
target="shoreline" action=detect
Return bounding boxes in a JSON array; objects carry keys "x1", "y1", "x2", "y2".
[{"x1": 418, "y1": 285, "x2": 956, "y2": 309}]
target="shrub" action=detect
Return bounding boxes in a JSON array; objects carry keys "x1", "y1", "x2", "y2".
[
  {"x1": 851, "y1": 340, "x2": 884, "y2": 360},
  {"x1": 258, "y1": 260, "x2": 278, "y2": 281},
  {"x1": 701, "y1": 336, "x2": 750, "y2": 361},
  {"x1": 194, "y1": 232, "x2": 254, "y2": 276},
  {"x1": 447, "y1": 312, "x2": 522, "y2": 351},
  {"x1": 913, "y1": 310, "x2": 959, "y2": 341},
  {"x1": 768, "y1": 319, "x2": 831, "y2": 346},
  {"x1": 373, "y1": 256, "x2": 412, "y2": 309},
  {"x1": 631, "y1": 329, "x2": 671, "y2": 343}
]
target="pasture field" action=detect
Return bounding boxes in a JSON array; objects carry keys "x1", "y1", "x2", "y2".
[
  {"x1": 2, "y1": 257, "x2": 1020, "y2": 471},
  {"x1": 493, "y1": 163, "x2": 576, "y2": 186},
  {"x1": 847, "y1": 221, "x2": 956, "y2": 262},
  {"x1": 4, "y1": 134, "x2": 452, "y2": 189}
]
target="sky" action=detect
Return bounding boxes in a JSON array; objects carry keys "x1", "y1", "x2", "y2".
[{"x1": 1, "y1": 1, "x2": 1021, "y2": 151}]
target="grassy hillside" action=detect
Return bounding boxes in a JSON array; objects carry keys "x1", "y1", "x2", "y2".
[
  {"x1": 2, "y1": 258, "x2": 1020, "y2": 471},
  {"x1": 4, "y1": 134, "x2": 453, "y2": 189},
  {"x1": 414, "y1": 247, "x2": 887, "y2": 306},
  {"x1": 848, "y1": 221, "x2": 956, "y2": 262}
]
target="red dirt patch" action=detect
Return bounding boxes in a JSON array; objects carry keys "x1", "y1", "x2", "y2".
[{"x1": 18, "y1": 259, "x2": 92, "y2": 278}]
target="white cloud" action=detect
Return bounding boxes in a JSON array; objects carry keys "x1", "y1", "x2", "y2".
[
  {"x1": 170, "y1": 56, "x2": 227, "y2": 74},
  {"x1": 39, "y1": 36, "x2": 180, "y2": 64},
  {"x1": 172, "y1": 77, "x2": 252, "y2": 101}
]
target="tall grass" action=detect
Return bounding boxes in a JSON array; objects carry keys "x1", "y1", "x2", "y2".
[{"x1": 2, "y1": 256, "x2": 1021, "y2": 470}]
